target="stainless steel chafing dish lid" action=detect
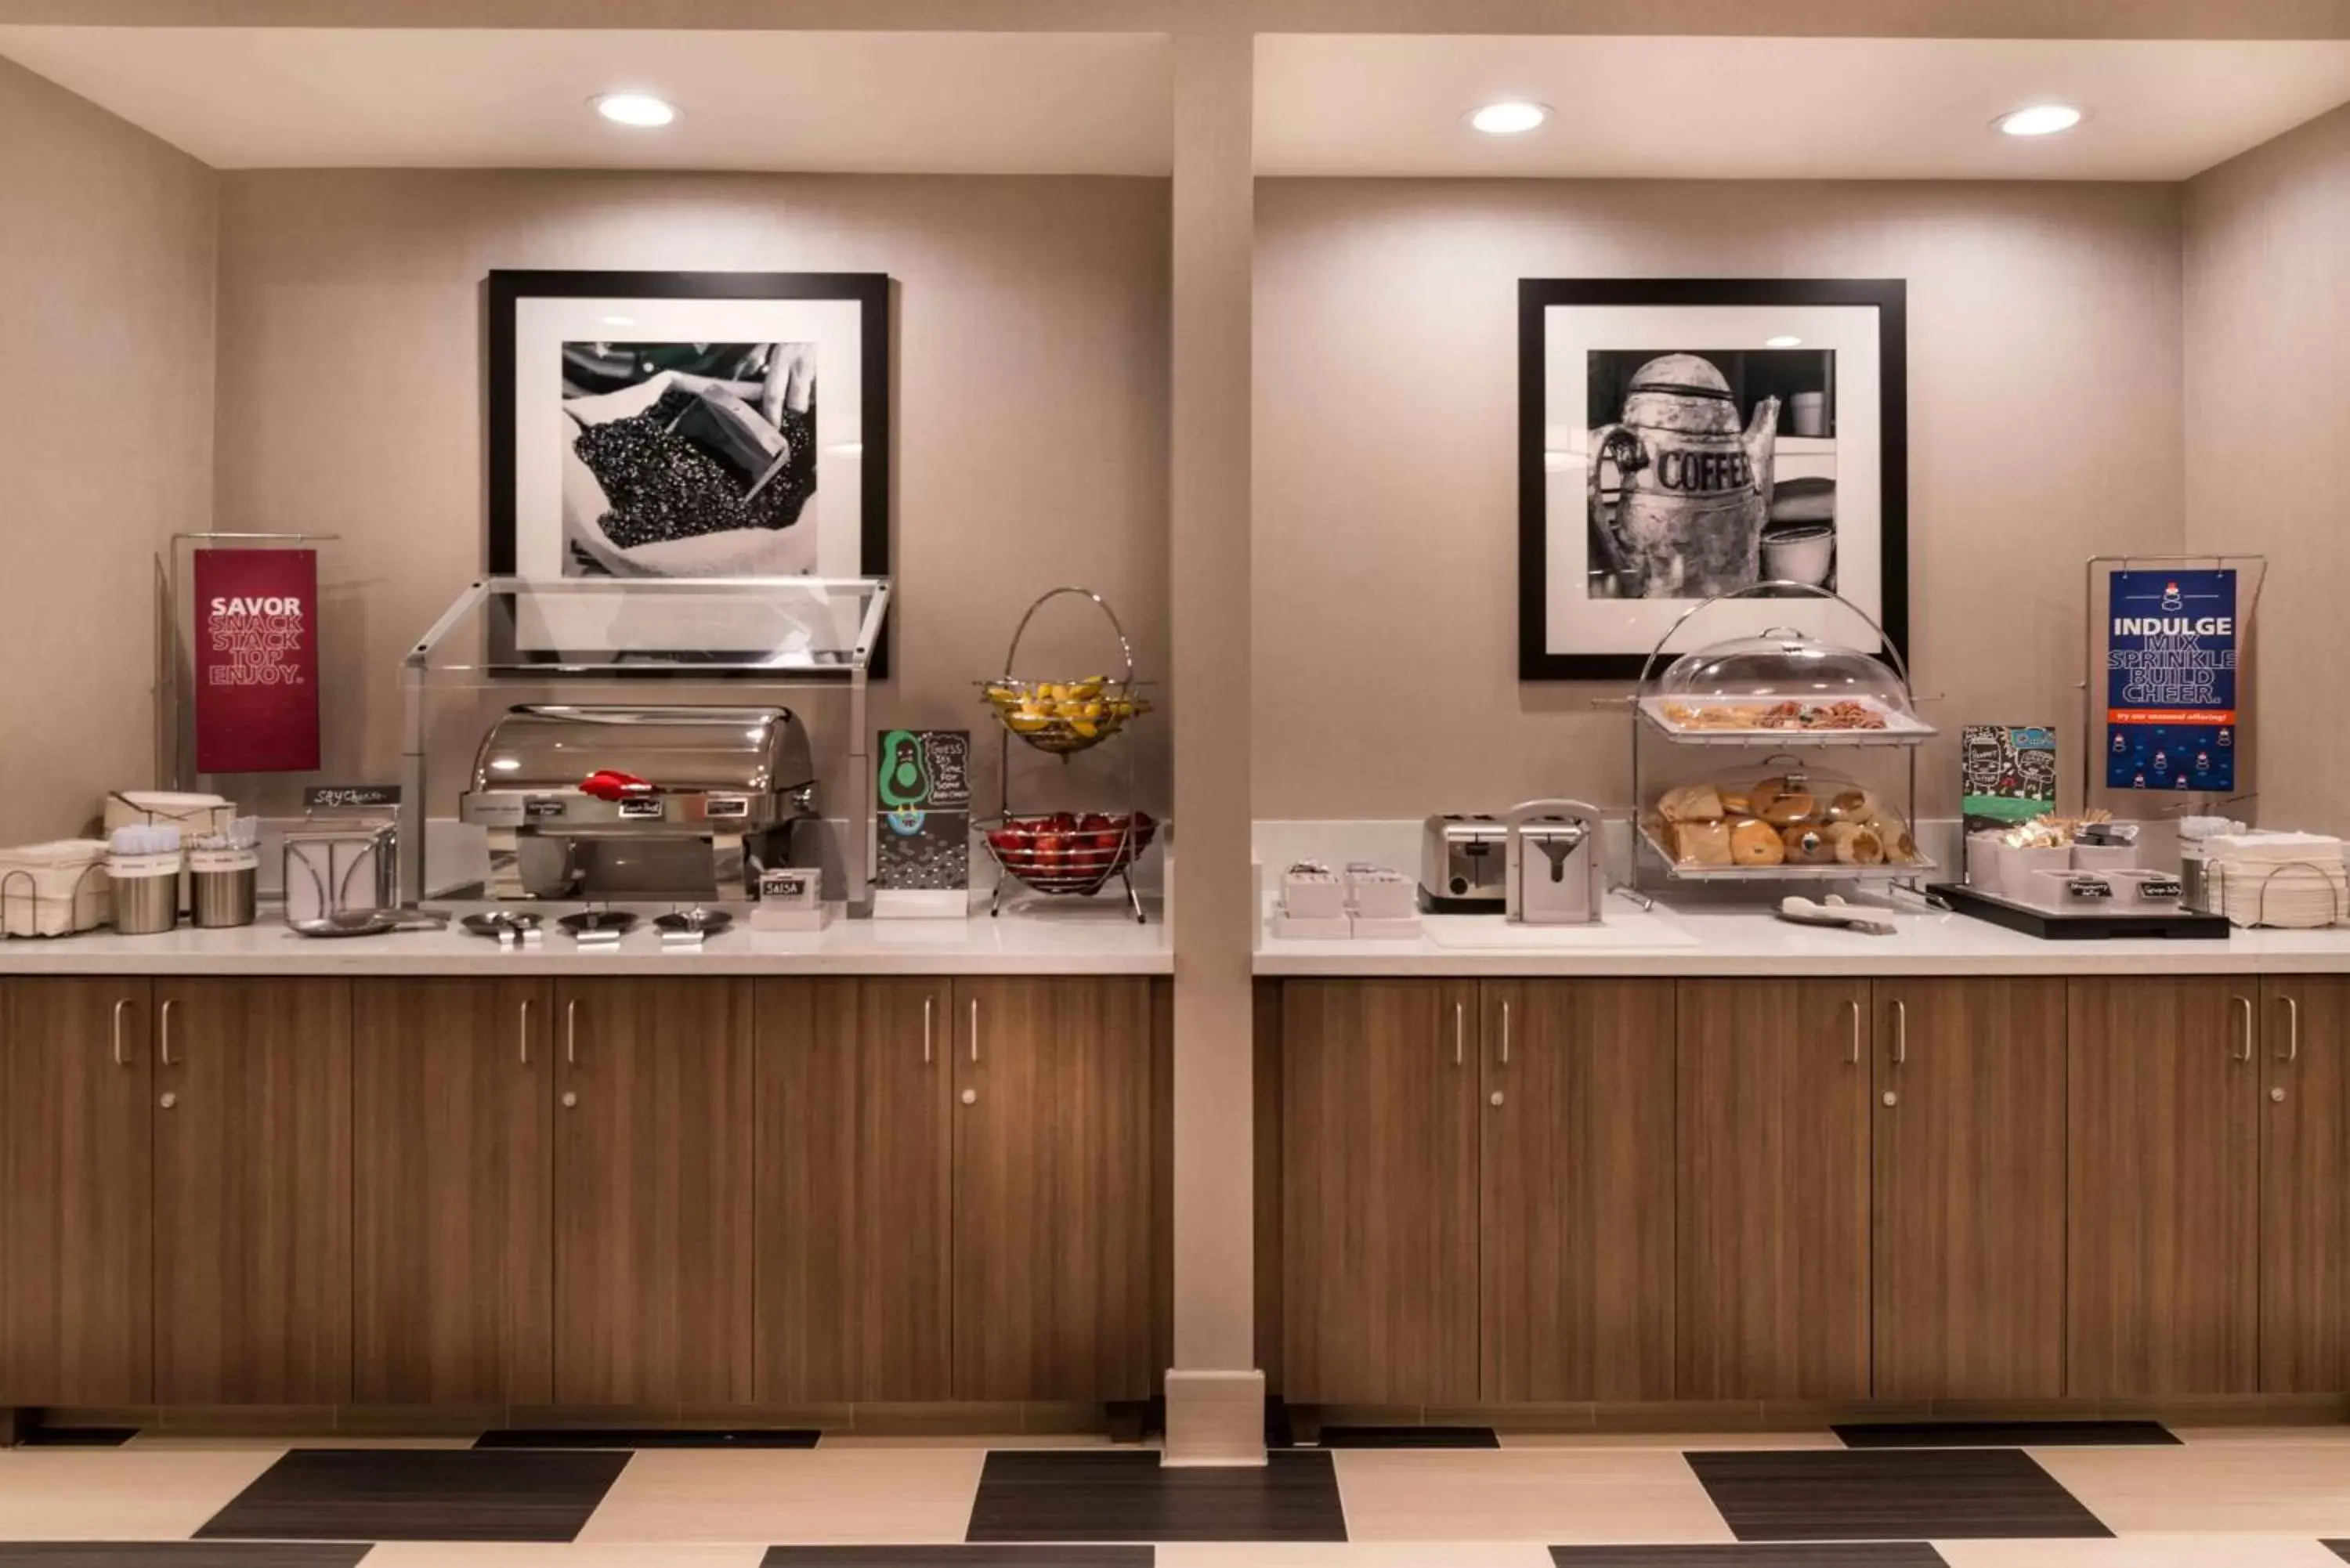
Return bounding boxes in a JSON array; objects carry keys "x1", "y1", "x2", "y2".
[{"x1": 462, "y1": 704, "x2": 815, "y2": 833}]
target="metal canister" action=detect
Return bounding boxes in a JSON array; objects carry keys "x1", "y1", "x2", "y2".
[
  {"x1": 108, "y1": 856, "x2": 182, "y2": 936},
  {"x1": 189, "y1": 848, "x2": 258, "y2": 928}
]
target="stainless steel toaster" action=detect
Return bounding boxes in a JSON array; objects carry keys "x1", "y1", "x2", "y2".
[{"x1": 1419, "y1": 813, "x2": 1509, "y2": 913}]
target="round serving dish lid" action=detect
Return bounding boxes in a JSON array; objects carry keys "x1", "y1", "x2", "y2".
[{"x1": 1656, "y1": 626, "x2": 1911, "y2": 709}]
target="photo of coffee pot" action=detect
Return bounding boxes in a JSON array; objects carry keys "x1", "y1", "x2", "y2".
[{"x1": 1588, "y1": 353, "x2": 1780, "y2": 598}]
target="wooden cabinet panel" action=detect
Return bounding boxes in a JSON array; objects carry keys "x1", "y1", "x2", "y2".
[
  {"x1": 1281, "y1": 980, "x2": 1477, "y2": 1406},
  {"x1": 1480, "y1": 979, "x2": 1676, "y2": 1403},
  {"x1": 2259, "y1": 977, "x2": 2350, "y2": 1393},
  {"x1": 1872, "y1": 978, "x2": 2066, "y2": 1400},
  {"x1": 1676, "y1": 978, "x2": 1871, "y2": 1400},
  {"x1": 2067, "y1": 977, "x2": 2259, "y2": 1396},
  {"x1": 754, "y1": 978, "x2": 952, "y2": 1403},
  {"x1": 1, "y1": 979, "x2": 154, "y2": 1405},
  {"x1": 153, "y1": 978, "x2": 352, "y2": 1405},
  {"x1": 953, "y1": 977, "x2": 1153, "y2": 1403},
  {"x1": 552, "y1": 978, "x2": 754, "y2": 1406},
  {"x1": 351, "y1": 978, "x2": 551, "y2": 1406}
]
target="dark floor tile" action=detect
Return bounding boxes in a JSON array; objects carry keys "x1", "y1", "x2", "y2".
[
  {"x1": 0, "y1": 1550, "x2": 369, "y2": 1567},
  {"x1": 1264, "y1": 1396, "x2": 1296, "y2": 1451},
  {"x1": 1553, "y1": 1548, "x2": 1948, "y2": 1566},
  {"x1": 966, "y1": 1449, "x2": 1345, "y2": 1543},
  {"x1": 765, "y1": 1552, "x2": 1152, "y2": 1567},
  {"x1": 1833, "y1": 1420, "x2": 2178, "y2": 1450},
  {"x1": 1687, "y1": 1449, "x2": 2112, "y2": 1542},
  {"x1": 1317, "y1": 1424, "x2": 1499, "y2": 1449},
  {"x1": 194, "y1": 1447, "x2": 629, "y2": 1543},
  {"x1": 476, "y1": 1427, "x2": 818, "y2": 1450},
  {"x1": 2325, "y1": 1543, "x2": 2350, "y2": 1564},
  {"x1": 16, "y1": 1427, "x2": 138, "y2": 1448}
]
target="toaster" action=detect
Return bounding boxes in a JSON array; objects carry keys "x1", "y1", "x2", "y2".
[{"x1": 1419, "y1": 814, "x2": 1509, "y2": 913}]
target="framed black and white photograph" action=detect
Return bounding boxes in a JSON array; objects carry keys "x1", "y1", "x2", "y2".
[
  {"x1": 489, "y1": 269, "x2": 889, "y2": 583},
  {"x1": 1518, "y1": 279, "x2": 1907, "y2": 680}
]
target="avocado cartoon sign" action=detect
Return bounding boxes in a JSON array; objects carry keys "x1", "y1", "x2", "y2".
[
  {"x1": 875, "y1": 730, "x2": 971, "y2": 897},
  {"x1": 2104, "y1": 569, "x2": 2236, "y2": 794}
]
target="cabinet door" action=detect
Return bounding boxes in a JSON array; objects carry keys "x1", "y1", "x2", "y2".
[
  {"x1": 953, "y1": 977, "x2": 1152, "y2": 1403},
  {"x1": 2259, "y1": 977, "x2": 2350, "y2": 1393},
  {"x1": 1676, "y1": 978, "x2": 1871, "y2": 1400},
  {"x1": 1, "y1": 979, "x2": 153, "y2": 1405},
  {"x1": 1872, "y1": 978, "x2": 2066, "y2": 1399},
  {"x1": 1480, "y1": 979, "x2": 1675, "y2": 1403},
  {"x1": 154, "y1": 978, "x2": 352, "y2": 1405},
  {"x1": 1281, "y1": 980, "x2": 1477, "y2": 1405},
  {"x1": 552, "y1": 978, "x2": 754, "y2": 1405},
  {"x1": 351, "y1": 978, "x2": 552, "y2": 1406},
  {"x1": 2067, "y1": 977, "x2": 2258, "y2": 1396},
  {"x1": 755, "y1": 978, "x2": 952, "y2": 1403}
]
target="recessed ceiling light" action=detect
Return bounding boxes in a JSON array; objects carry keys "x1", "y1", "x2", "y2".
[
  {"x1": 1997, "y1": 103, "x2": 2084, "y2": 138},
  {"x1": 1764, "y1": 335, "x2": 1804, "y2": 349},
  {"x1": 600, "y1": 314, "x2": 635, "y2": 328},
  {"x1": 595, "y1": 92, "x2": 678, "y2": 128},
  {"x1": 1469, "y1": 100, "x2": 1549, "y2": 136}
]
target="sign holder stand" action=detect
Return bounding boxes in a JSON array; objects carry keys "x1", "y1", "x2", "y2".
[
  {"x1": 2077, "y1": 553, "x2": 2265, "y2": 824},
  {"x1": 154, "y1": 530, "x2": 342, "y2": 793}
]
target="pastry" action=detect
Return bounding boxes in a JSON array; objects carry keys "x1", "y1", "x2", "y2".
[
  {"x1": 1830, "y1": 822, "x2": 1887, "y2": 865},
  {"x1": 1782, "y1": 825, "x2": 1835, "y2": 865},
  {"x1": 1672, "y1": 820, "x2": 1734, "y2": 867},
  {"x1": 1719, "y1": 791, "x2": 1752, "y2": 816},
  {"x1": 1761, "y1": 789, "x2": 1817, "y2": 827},
  {"x1": 1825, "y1": 789, "x2": 1875, "y2": 824},
  {"x1": 1658, "y1": 782, "x2": 1726, "y2": 823},
  {"x1": 1730, "y1": 818, "x2": 1787, "y2": 866}
]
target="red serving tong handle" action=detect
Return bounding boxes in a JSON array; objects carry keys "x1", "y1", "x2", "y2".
[{"x1": 580, "y1": 769, "x2": 656, "y2": 802}]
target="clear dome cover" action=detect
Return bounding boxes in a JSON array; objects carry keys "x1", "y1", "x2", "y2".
[{"x1": 1658, "y1": 627, "x2": 1910, "y2": 710}]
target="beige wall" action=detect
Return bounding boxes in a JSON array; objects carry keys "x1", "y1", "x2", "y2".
[
  {"x1": 0, "y1": 56, "x2": 215, "y2": 844},
  {"x1": 2186, "y1": 103, "x2": 2350, "y2": 834},
  {"x1": 212, "y1": 171, "x2": 1170, "y2": 820},
  {"x1": 1253, "y1": 177, "x2": 2186, "y2": 820}
]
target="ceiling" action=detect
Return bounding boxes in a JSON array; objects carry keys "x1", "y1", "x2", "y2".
[
  {"x1": 0, "y1": 27, "x2": 1176, "y2": 174},
  {"x1": 1255, "y1": 35, "x2": 2350, "y2": 179},
  {"x1": 3, "y1": 27, "x2": 2347, "y2": 179}
]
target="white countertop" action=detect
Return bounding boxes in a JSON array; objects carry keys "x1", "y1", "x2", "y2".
[
  {"x1": 0, "y1": 900, "x2": 1171, "y2": 977},
  {"x1": 1253, "y1": 893, "x2": 2350, "y2": 977}
]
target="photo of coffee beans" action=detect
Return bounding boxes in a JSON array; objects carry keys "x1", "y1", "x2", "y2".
[{"x1": 574, "y1": 386, "x2": 817, "y2": 551}]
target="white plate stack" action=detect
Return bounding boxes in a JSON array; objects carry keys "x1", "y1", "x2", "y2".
[{"x1": 2206, "y1": 832, "x2": 2348, "y2": 928}]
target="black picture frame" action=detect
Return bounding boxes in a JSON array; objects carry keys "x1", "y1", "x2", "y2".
[
  {"x1": 485, "y1": 268, "x2": 892, "y2": 675},
  {"x1": 1517, "y1": 277, "x2": 1907, "y2": 681}
]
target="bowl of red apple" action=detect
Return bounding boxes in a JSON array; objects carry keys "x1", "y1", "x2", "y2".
[{"x1": 983, "y1": 811, "x2": 1159, "y2": 895}]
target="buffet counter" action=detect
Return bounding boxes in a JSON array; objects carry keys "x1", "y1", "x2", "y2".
[
  {"x1": 1254, "y1": 892, "x2": 2350, "y2": 977},
  {"x1": 0, "y1": 899, "x2": 1171, "y2": 976}
]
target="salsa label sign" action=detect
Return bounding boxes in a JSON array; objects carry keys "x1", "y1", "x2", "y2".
[
  {"x1": 2105, "y1": 568, "x2": 2236, "y2": 793},
  {"x1": 193, "y1": 547, "x2": 320, "y2": 774}
]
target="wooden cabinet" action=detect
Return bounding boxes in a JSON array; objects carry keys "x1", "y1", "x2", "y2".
[
  {"x1": 2067, "y1": 977, "x2": 2260, "y2": 1396},
  {"x1": 1281, "y1": 980, "x2": 1478, "y2": 1405},
  {"x1": 2258, "y1": 977, "x2": 2350, "y2": 1393},
  {"x1": 1676, "y1": 978, "x2": 1871, "y2": 1400},
  {"x1": 952, "y1": 977, "x2": 1153, "y2": 1402},
  {"x1": 1, "y1": 979, "x2": 154, "y2": 1405},
  {"x1": 153, "y1": 978, "x2": 352, "y2": 1405},
  {"x1": 1479, "y1": 980, "x2": 1675, "y2": 1403},
  {"x1": 351, "y1": 979, "x2": 551, "y2": 1407},
  {"x1": 551, "y1": 978, "x2": 754, "y2": 1406},
  {"x1": 1871, "y1": 978, "x2": 2066, "y2": 1399},
  {"x1": 754, "y1": 978, "x2": 953, "y2": 1403}
]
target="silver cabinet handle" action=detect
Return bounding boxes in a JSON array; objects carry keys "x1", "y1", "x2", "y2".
[
  {"x1": 924, "y1": 995, "x2": 935, "y2": 1064},
  {"x1": 1892, "y1": 998, "x2": 1907, "y2": 1066},
  {"x1": 519, "y1": 996, "x2": 533, "y2": 1065},
  {"x1": 2283, "y1": 995, "x2": 2301, "y2": 1064},
  {"x1": 566, "y1": 998, "x2": 578, "y2": 1066},
  {"x1": 112, "y1": 998, "x2": 131, "y2": 1068},
  {"x1": 1847, "y1": 998, "x2": 1861, "y2": 1065},
  {"x1": 1455, "y1": 1001, "x2": 1465, "y2": 1066},
  {"x1": 2235, "y1": 995, "x2": 2254, "y2": 1062},
  {"x1": 1500, "y1": 999, "x2": 1510, "y2": 1067},
  {"x1": 969, "y1": 997, "x2": 979, "y2": 1064},
  {"x1": 158, "y1": 998, "x2": 177, "y2": 1067}
]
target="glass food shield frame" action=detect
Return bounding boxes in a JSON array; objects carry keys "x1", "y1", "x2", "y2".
[{"x1": 400, "y1": 574, "x2": 892, "y2": 911}]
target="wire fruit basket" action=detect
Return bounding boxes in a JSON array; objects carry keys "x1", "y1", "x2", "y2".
[{"x1": 978, "y1": 590, "x2": 1153, "y2": 757}]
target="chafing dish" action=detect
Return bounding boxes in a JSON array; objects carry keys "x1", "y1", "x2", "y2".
[{"x1": 461, "y1": 704, "x2": 818, "y2": 901}]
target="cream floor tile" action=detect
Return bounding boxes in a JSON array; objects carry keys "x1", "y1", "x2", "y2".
[
  {"x1": 575, "y1": 1448, "x2": 985, "y2": 1544},
  {"x1": 1498, "y1": 1429, "x2": 1842, "y2": 1451},
  {"x1": 1937, "y1": 1537, "x2": 2349, "y2": 1566},
  {"x1": 2033, "y1": 1443, "x2": 2350, "y2": 1534},
  {"x1": 363, "y1": 1548, "x2": 766, "y2": 1568},
  {"x1": 1162, "y1": 1547, "x2": 1556, "y2": 1568},
  {"x1": 1332, "y1": 1449, "x2": 1734, "y2": 1545},
  {"x1": 0, "y1": 1449, "x2": 280, "y2": 1539}
]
